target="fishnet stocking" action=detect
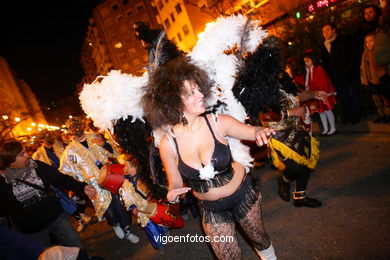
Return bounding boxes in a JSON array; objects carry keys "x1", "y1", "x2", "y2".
[
  {"x1": 236, "y1": 195, "x2": 271, "y2": 251},
  {"x1": 202, "y1": 221, "x2": 241, "y2": 260}
]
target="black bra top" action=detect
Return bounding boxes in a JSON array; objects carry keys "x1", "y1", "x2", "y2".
[{"x1": 171, "y1": 114, "x2": 233, "y2": 193}]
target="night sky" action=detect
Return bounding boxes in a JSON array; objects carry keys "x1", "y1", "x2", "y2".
[{"x1": 0, "y1": 0, "x2": 100, "y2": 103}]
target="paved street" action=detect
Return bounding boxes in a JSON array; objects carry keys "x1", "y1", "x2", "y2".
[{"x1": 79, "y1": 130, "x2": 390, "y2": 260}]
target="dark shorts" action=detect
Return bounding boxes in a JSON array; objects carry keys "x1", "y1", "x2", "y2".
[{"x1": 199, "y1": 176, "x2": 260, "y2": 224}]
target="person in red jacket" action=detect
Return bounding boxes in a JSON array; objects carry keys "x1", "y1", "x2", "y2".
[{"x1": 303, "y1": 52, "x2": 337, "y2": 136}]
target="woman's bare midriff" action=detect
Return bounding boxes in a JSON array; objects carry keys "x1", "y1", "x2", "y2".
[{"x1": 192, "y1": 161, "x2": 246, "y2": 201}]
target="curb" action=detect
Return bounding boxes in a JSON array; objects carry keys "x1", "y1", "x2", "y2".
[{"x1": 312, "y1": 121, "x2": 390, "y2": 134}]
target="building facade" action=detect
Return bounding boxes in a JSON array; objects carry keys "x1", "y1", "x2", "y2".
[
  {"x1": 81, "y1": 0, "x2": 160, "y2": 83},
  {"x1": 0, "y1": 57, "x2": 47, "y2": 140},
  {"x1": 153, "y1": 0, "x2": 220, "y2": 52}
]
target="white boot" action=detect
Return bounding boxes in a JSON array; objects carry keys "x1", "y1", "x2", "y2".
[
  {"x1": 76, "y1": 219, "x2": 86, "y2": 233},
  {"x1": 319, "y1": 112, "x2": 329, "y2": 134},
  {"x1": 124, "y1": 225, "x2": 140, "y2": 244},
  {"x1": 112, "y1": 224, "x2": 125, "y2": 239},
  {"x1": 80, "y1": 213, "x2": 92, "y2": 224},
  {"x1": 255, "y1": 243, "x2": 277, "y2": 260},
  {"x1": 325, "y1": 110, "x2": 336, "y2": 135}
]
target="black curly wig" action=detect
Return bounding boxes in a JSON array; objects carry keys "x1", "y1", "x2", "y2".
[{"x1": 141, "y1": 56, "x2": 213, "y2": 128}]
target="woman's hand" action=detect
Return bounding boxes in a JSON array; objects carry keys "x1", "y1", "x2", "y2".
[
  {"x1": 255, "y1": 127, "x2": 276, "y2": 146},
  {"x1": 167, "y1": 187, "x2": 192, "y2": 202},
  {"x1": 84, "y1": 185, "x2": 97, "y2": 200},
  {"x1": 314, "y1": 90, "x2": 327, "y2": 103},
  {"x1": 288, "y1": 106, "x2": 306, "y2": 117}
]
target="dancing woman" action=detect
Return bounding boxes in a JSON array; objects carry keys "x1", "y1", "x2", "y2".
[{"x1": 141, "y1": 56, "x2": 276, "y2": 260}]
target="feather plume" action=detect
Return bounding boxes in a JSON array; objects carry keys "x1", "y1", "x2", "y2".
[
  {"x1": 148, "y1": 31, "x2": 183, "y2": 75},
  {"x1": 79, "y1": 71, "x2": 146, "y2": 132},
  {"x1": 190, "y1": 14, "x2": 269, "y2": 169}
]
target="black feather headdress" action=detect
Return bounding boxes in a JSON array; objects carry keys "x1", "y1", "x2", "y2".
[{"x1": 232, "y1": 36, "x2": 283, "y2": 124}]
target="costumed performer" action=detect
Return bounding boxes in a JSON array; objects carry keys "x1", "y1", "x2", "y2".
[
  {"x1": 232, "y1": 36, "x2": 324, "y2": 208},
  {"x1": 141, "y1": 55, "x2": 277, "y2": 260},
  {"x1": 59, "y1": 117, "x2": 139, "y2": 243}
]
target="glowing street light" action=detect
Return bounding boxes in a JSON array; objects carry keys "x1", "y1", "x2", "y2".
[
  {"x1": 31, "y1": 122, "x2": 36, "y2": 126},
  {"x1": 2, "y1": 115, "x2": 9, "y2": 120},
  {"x1": 15, "y1": 117, "x2": 21, "y2": 122}
]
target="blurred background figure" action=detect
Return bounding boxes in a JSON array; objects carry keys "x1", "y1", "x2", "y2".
[{"x1": 361, "y1": 32, "x2": 390, "y2": 123}]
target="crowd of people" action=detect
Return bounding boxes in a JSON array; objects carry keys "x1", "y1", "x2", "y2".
[
  {"x1": 286, "y1": 1, "x2": 389, "y2": 129},
  {"x1": 0, "y1": 1, "x2": 389, "y2": 260}
]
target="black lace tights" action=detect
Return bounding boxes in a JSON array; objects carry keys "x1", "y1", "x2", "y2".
[{"x1": 202, "y1": 195, "x2": 271, "y2": 260}]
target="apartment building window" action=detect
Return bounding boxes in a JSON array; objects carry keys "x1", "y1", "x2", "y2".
[
  {"x1": 119, "y1": 52, "x2": 126, "y2": 60},
  {"x1": 116, "y1": 15, "x2": 124, "y2": 22},
  {"x1": 126, "y1": 9, "x2": 134, "y2": 17},
  {"x1": 119, "y1": 24, "x2": 127, "y2": 32},
  {"x1": 115, "y1": 42, "x2": 123, "y2": 48},
  {"x1": 164, "y1": 18, "x2": 170, "y2": 29},
  {"x1": 177, "y1": 32, "x2": 182, "y2": 42},
  {"x1": 175, "y1": 3, "x2": 182, "y2": 14},
  {"x1": 111, "y1": 30, "x2": 118, "y2": 38},
  {"x1": 136, "y1": 4, "x2": 144, "y2": 12},
  {"x1": 100, "y1": 7, "x2": 110, "y2": 17},
  {"x1": 157, "y1": 0, "x2": 163, "y2": 10},
  {"x1": 112, "y1": 4, "x2": 119, "y2": 12},
  {"x1": 122, "y1": 0, "x2": 129, "y2": 5},
  {"x1": 182, "y1": 24, "x2": 190, "y2": 35},
  {"x1": 133, "y1": 58, "x2": 141, "y2": 66},
  {"x1": 128, "y1": 48, "x2": 136, "y2": 55},
  {"x1": 170, "y1": 13, "x2": 175, "y2": 22}
]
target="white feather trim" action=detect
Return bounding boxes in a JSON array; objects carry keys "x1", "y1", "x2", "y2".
[
  {"x1": 79, "y1": 70, "x2": 147, "y2": 131},
  {"x1": 190, "y1": 14, "x2": 267, "y2": 169},
  {"x1": 199, "y1": 163, "x2": 217, "y2": 180},
  {"x1": 152, "y1": 125, "x2": 172, "y2": 148},
  {"x1": 190, "y1": 14, "x2": 267, "y2": 122},
  {"x1": 228, "y1": 137, "x2": 253, "y2": 172}
]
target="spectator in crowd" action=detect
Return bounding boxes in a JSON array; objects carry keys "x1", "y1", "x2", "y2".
[
  {"x1": 361, "y1": 32, "x2": 389, "y2": 123},
  {"x1": 0, "y1": 141, "x2": 96, "y2": 247},
  {"x1": 32, "y1": 129, "x2": 93, "y2": 232},
  {"x1": 59, "y1": 117, "x2": 139, "y2": 244},
  {"x1": 32, "y1": 129, "x2": 63, "y2": 168},
  {"x1": 0, "y1": 222, "x2": 105, "y2": 260},
  {"x1": 321, "y1": 23, "x2": 361, "y2": 124},
  {"x1": 355, "y1": 4, "x2": 381, "y2": 54},
  {"x1": 303, "y1": 51, "x2": 337, "y2": 135},
  {"x1": 375, "y1": 0, "x2": 390, "y2": 100}
]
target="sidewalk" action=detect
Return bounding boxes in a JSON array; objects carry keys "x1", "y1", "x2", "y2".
[{"x1": 312, "y1": 119, "x2": 390, "y2": 134}]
